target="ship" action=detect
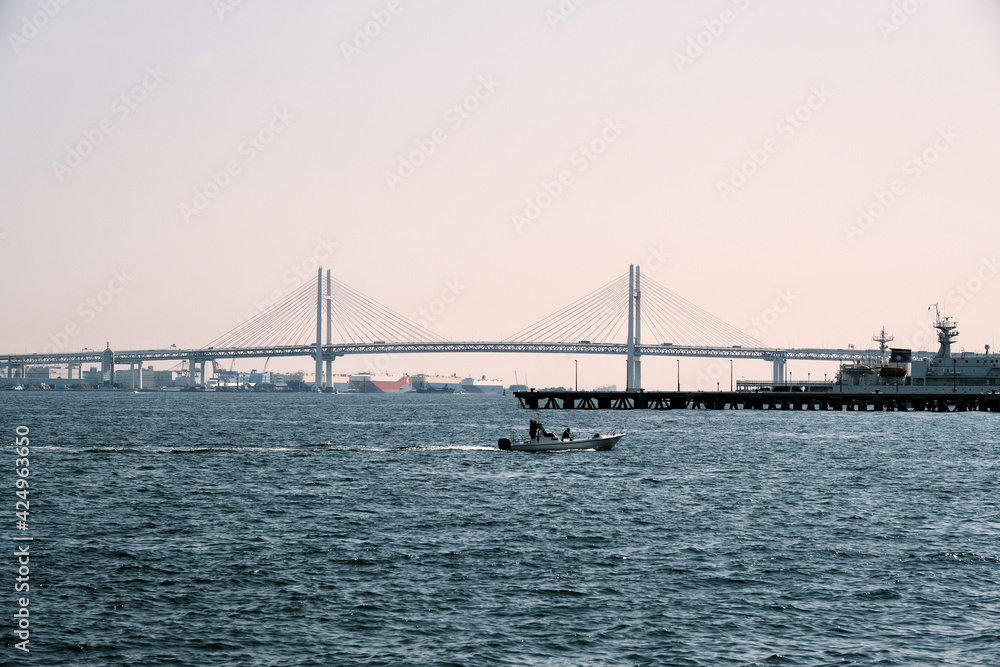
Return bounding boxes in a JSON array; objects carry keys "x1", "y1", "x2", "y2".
[
  {"x1": 347, "y1": 373, "x2": 413, "y2": 393},
  {"x1": 412, "y1": 373, "x2": 461, "y2": 393},
  {"x1": 832, "y1": 306, "x2": 1000, "y2": 393},
  {"x1": 410, "y1": 373, "x2": 506, "y2": 394},
  {"x1": 872, "y1": 327, "x2": 908, "y2": 378},
  {"x1": 324, "y1": 372, "x2": 506, "y2": 395},
  {"x1": 460, "y1": 375, "x2": 505, "y2": 394}
]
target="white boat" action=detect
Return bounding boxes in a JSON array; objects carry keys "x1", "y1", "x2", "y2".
[{"x1": 498, "y1": 427, "x2": 625, "y2": 452}]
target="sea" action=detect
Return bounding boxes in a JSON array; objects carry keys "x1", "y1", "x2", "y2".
[{"x1": 1, "y1": 391, "x2": 998, "y2": 666}]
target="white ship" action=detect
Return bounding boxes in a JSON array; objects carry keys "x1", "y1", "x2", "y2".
[
  {"x1": 412, "y1": 373, "x2": 462, "y2": 393},
  {"x1": 834, "y1": 306, "x2": 1000, "y2": 393},
  {"x1": 460, "y1": 375, "x2": 505, "y2": 394},
  {"x1": 412, "y1": 374, "x2": 505, "y2": 394}
]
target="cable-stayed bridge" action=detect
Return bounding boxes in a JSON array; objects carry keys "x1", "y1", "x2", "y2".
[{"x1": 1, "y1": 267, "x2": 878, "y2": 388}]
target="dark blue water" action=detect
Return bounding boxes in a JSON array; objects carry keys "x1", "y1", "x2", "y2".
[{"x1": 2, "y1": 392, "x2": 998, "y2": 665}]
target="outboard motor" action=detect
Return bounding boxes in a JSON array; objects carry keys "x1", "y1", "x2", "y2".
[{"x1": 497, "y1": 438, "x2": 512, "y2": 451}]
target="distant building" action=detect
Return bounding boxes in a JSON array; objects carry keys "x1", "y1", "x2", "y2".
[
  {"x1": 102, "y1": 344, "x2": 115, "y2": 385},
  {"x1": 115, "y1": 366, "x2": 170, "y2": 388},
  {"x1": 247, "y1": 371, "x2": 284, "y2": 386},
  {"x1": 217, "y1": 369, "x2": 243, "y2": 386},
  {"x1": 114, "y1": 369, "x2": 139, "y2": 387},
  {"x1": 25, "y1": 366, "x2": 50, "y2": 379},
  {"x1": 151, "y1": 370, "x2": 174, "y2": 388}
]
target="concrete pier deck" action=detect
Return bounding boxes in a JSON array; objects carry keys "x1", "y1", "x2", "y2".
[{"x1": 514, "y1": 390, "x2": 1000, "y2": 412}]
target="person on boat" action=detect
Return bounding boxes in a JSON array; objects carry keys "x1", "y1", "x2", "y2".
[
  {"x1": 529, "y1": 419, "x2": 539, "y2": 440},
  {"x1": 536, "y1": 421, "x2": 555, "y2": 440},
  {"x1": 561, "y1": 428, "x2": 572, "y2": 441}
]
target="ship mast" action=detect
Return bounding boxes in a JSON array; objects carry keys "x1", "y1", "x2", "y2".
[
  {"x1": 929, "y1": 303, "x2": 959, "y2": 358},
  {"x1": 873, "y1": 326, "x2": 894, "y2": 354}
]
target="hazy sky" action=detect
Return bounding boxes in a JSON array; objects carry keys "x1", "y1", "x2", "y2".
[{"x1": 3, "y1": 1, "x2": 1000, "y2": 388}]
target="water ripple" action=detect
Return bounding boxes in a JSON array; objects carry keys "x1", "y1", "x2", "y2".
[{"x1": 2, "y1": 393, "x2": 999, "y2": 665}]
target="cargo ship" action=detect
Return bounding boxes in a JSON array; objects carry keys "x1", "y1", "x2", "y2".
[
  {"x1": 327, "y1": 372, "x2": 506, "y2": 394},
  {"x1": 412, "y1": 373, "x2": 460, "y2": 393},
  {"x1": 344, "y1": 373, "x2": 413, "y2": 393},
  {"x1": 460, "y1": 375, "x2": 505, "y2": 394},
  {"x1": 411, "y1": 373, "x2": 505, "y2": 394}
]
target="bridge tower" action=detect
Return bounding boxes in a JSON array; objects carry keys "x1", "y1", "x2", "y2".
[
  {"x1": 634, "y1": 265, "x2": 641, "y2": 390},
  {"x1": 325, "y1": 270, "x2": 333, "y2": 390},
  {"x1": 626, "y1": 266, "x2": 634, "y2": 390},
  {"x1": 315, "y1": 267, "x2": 323, "y2": 391},
  {"x1": 626, "y1": 265, "x2": 642, "y2": 391}
]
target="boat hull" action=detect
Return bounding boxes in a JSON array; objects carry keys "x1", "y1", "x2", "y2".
[{"x1": 508, "y1": 433, "x2": 624, "y2": 452}]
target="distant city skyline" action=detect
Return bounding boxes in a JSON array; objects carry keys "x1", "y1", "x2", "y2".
[{"x1": 3, "y1": 1, "x2": 1000, "y2": 388}]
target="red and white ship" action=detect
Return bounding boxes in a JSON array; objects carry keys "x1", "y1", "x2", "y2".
[{"x1": 328, "y1": 373, "x2": 414, "y2": 393}]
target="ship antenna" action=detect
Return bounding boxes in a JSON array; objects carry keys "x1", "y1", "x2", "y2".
[
  {"x1": 873, "y1": 326, "x2": 894, "y2": 354},
  {"x1": 929, "y1": 303, "x2": 959, "y2": 358}
]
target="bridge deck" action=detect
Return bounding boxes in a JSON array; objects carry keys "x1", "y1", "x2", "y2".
[{"x1": 2, "y1": 342, "x2": 895, "y2": 367}]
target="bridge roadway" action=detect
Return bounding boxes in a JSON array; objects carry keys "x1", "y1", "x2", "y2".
[{"x1": 2, "y1": 341, "x2": 891, "y2": 370}]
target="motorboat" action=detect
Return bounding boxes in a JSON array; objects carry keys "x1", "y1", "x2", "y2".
[{"x1": 498, "y1": 427, "x2": 625, "y2": 452}]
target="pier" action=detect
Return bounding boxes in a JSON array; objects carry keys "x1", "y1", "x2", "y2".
[{"x1": 514, "y1": 390, "x2": 1000, "y2": 413}]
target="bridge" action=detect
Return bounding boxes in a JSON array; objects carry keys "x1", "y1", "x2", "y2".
[{"x1": 1, "y1": 267, "x2": 883, "y2": 389}]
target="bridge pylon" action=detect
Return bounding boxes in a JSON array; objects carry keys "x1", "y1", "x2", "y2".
[
  {"x1": 626, "y1": 264, "x2": 642, "y2": 391},
  {"x1": 314, "y1": 267, "x2": 323, "y2": 391},
  {"x1": 325, "y1": 270, "x2": 333, "y2": 390}
]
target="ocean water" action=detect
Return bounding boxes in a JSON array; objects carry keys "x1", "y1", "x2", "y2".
[{"x1": 1, "y1": 392, "x2": 998, "y2": 666}]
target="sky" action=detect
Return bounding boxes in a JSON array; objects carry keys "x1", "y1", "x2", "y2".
[{"x1": 3, "y1": 0, "x2": 1000, "y2": 389}]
